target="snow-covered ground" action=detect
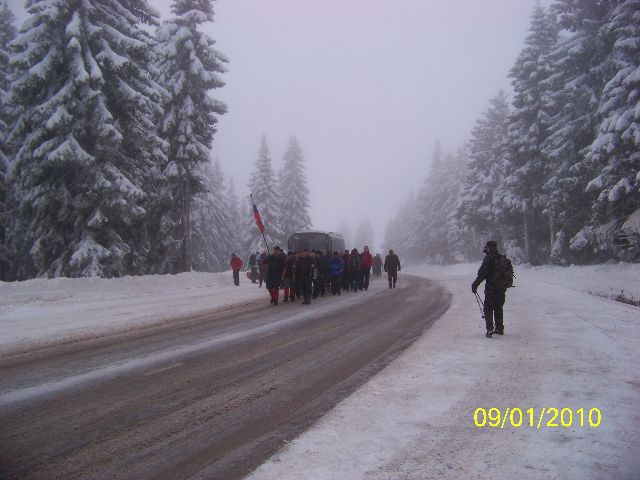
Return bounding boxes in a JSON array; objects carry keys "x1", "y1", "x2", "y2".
[
  {"x1": 0, "y1": 271, "x2": 265, "y2": 354},
  {"x1": 247, "y1": 263, "x2": 640, "y2": 480},
  {"x1": 1, "y1": 263, "x2": 639, "y2": 479}
]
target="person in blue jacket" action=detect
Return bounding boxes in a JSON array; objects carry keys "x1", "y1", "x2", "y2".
[{"x1": 328, "y1": 251, "x2": 344, "y2": 295}]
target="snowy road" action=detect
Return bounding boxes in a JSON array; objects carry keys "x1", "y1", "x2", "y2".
[{"x1": 0, "y1": 275, "x2": 450, "y2": 480}]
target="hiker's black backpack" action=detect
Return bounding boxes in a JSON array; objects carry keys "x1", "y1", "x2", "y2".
[{"x1": 491, "y1": 254, "x2": 514, "y2": 289}]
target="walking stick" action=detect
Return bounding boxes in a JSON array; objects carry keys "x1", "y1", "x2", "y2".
[{"x1": 474, "y1": 292, "x2": 485, "y2": 327}]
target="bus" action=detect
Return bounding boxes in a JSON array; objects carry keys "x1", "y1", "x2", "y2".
[{"x1": 287, "y1": 230, "x2": 345, "y2": 254}]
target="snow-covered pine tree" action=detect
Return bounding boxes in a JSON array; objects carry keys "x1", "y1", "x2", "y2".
[
  {"x1": 191, "y1": 159, "x2": 234, "y2": 271},
  {"x1": 353, "y1": 218, "x2": 374, "y2": 251},
  {"x1": 0, "y1": 0, "x2": 17, "y2": 280},
  {"x1": 581, "y1": 0, "x2": 640, "y2": 262},
  {"x1": 498, "y1": 4, "x2": 558, "y2": 264},
  {"x1": 382, "y1": 213, "x2": 400, "y2": 255},
  {"x1": 395, "y1": 190, "x2": 423, "y2": 261},
  {"x1": 540, "y1": 0, "x2": 617, "y2": 264},
  {"x1": 337, "y1": 220, "x2": 352, "y2": 249},
  {"x1": 278, "y1": 135, "x2": 311, "y2": 239},
  {"x1": 246, "y1": 136, "x2": 285, "y2": 252},
  {"x1": 155, "y1": 0, "x2": 228, "y2": 272},
  {"x1": 458, "y1": 90, "x2": 511, "y2": 252},
  {"x1": 225, "y1": 176, "x2": 244, "y2": 259},
  {"x1": 413, "y1": 141, "x2": 447, "y2": 261},
  {"x1": 6, "y1": 0, "x2": 166, "y2": 279},
  {"x1": 441, "y1": 146, "x2": 474, "y2": 262}
]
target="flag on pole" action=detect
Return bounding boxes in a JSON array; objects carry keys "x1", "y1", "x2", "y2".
[{"x1": 252, "y1": 199, "x2": 265, "y2": 234}]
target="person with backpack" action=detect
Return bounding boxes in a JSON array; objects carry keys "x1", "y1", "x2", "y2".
[{"x1": 471, "y1": 240, "x2": 514, "y2": 337}]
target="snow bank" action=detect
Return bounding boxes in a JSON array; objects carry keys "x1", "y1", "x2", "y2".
[{"x1": 0, "y1": 271, "x2": 264, "y2": 353}]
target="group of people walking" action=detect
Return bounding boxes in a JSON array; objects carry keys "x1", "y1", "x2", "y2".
[
  {"x1": 233, "y1": 238, "x2": 513, "y2": 339},
  {"x1": 232, "y1": 247, "x2": 402, "y2": 306}
]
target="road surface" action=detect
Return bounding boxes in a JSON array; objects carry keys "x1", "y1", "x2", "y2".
[{"x1": 0, "y1": 275, "x2": 450, "y2": 479}]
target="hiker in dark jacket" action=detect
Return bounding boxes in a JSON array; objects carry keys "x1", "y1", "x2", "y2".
[
  {"x1": 264, "y1": 246, "x2": 286, "y2": 305},
  {"x1": 372, "y1": 253, "x2": 383, "y2": 277},
  {"x1": 472, "y1": 240, "x2": 509, "y2": 337},
  {"x1": 258, "y1": 251, "x2": 267, "y2": 287},
  {"x1": 384, "y1": 249, "x2": 401, "y2": 288},
  {"x1": 282, "y1": 251, "x2": 297, "y2": 302},
  {"x1": 296, "y1": 249, "x2": 315, "y2": 304}
]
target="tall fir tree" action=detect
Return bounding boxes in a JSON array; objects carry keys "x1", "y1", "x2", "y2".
[
  {"x1": 540, "y1": 0, "x2": 616, "y2": 263},
  {"x1": 225, "y1": 176, "x2": 244, "y2": 259},
  {"x1": 278, "y1": 135, "x2": 312, "y2": 239},
  {"x1": 441, "y1": 147, "x2": 474, "y2": 262},
  {"x1": 353, "y1": 218, "x2": 374, "y2": 251},
  {"x1": 458, "y1": 90, "x2": 511, "y2": 251},
  {"x1": 0, "y1": 0, "x2": 17, "y2": 280},
  {"x1": 6, "y1": 0, "x2": 166, "y2": 278},
  {"x1": 191, "y1": 159, "x2": 234, "y2": 271},
  {"x1": 155, "y1": 0, "x2": 228, "y2": 272},
  {"x1": 413, "y1": 141, "x2": 445, "y2": 260},
  {"x1": 581, "y1": 0, "x2": 640, "y2": 262},
  {"x1": 498, "y1": 4, "x2": 558, "y2": 264},
  {"x1": 383, "y1": 191, "x2": 419, "y2": 259},
  {"x1": 246, "y1": 136, "x2": 284, "y2": 252},
  {"x1": 337, "y1": 220, "x2": 352, "y2": 249}
]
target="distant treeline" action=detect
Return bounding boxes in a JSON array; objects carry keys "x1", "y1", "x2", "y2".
[{"x1": 384, "y1": 1, "x2": 639, "y2": 265}]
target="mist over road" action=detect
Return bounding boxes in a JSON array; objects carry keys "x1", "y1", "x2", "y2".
[{"x1": 0, "y1": 275, "x2": 450, "y2": 480}]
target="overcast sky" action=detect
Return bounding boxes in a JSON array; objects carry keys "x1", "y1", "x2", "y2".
[{"x1": 8, "y1": 0, "x2": 549, "y2": 252}]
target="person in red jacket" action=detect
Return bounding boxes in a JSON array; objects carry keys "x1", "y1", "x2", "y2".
[
  {"x1": 360, "y1": 245, "x2": 373, "y2": 291},
  {"x1": 230, "y1": 253, "x2": 244, "y2": 286}
]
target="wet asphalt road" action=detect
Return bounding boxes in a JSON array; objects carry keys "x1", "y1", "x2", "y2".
[{"x1": 0, "y1": 275, "x2": 450, "y2": 480}]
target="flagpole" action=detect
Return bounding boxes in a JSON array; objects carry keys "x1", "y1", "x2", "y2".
[{"x1": 250, "y1": 194, "x2": 270, "y2": 254}]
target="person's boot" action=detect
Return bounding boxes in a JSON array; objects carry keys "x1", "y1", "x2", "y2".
[{"x1": 486, "y1": 330, "x2": 493, "y2": 338}]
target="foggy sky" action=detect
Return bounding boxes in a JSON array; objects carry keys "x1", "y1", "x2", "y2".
[{"x1": 7, "y1": 0, "x2": 549, "y2": 252}]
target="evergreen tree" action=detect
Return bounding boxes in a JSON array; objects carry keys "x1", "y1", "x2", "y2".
[
  {"x1": 413, "y1": 141, "x2": 445, "y2": 261},
  {"x1": 6, "y1": 0, "x2": 166, "y2": 278},
  {"x1": 441, "y1": 147, "x2": 474, "y2": 262},
  {"x1": 541, "y1": 0, "x2": 616, "y2": 263},
  {"x1": 458, "y1": 90, "x2": 511, "y2": 250},
  {"x1": 0, "y1": 0, "x2": 17, "y2": 280},
  {"x1": 191, "y1": 159, "x2": 233, "y2": 271},
  {"x1": 498, "y1": 4, "x2": 558, "y2": 264},
  {"x1": 246, "y1": 136, "x2": 284, "y2": 252},
  {"x1": 383, "y1": 191, "x2": 419, "y2": 259},
  {"x1": 225, "y1": 176, "x2": 244, "y2": 258},
  {"x1": 337, "y1": 220, "x2": 352, "y2": 249},
  {"x1": 155, "y1": 0, "x2": 228, "y2": 272},
  {"x1": 278, "y1": 135, "x2": 311, "y2": 239},
  {"x1": 353, "y1": 218, "x2": 374, "y2": 250},
  {"x1": 581, "y1": 0, "x2": 640, "y2": 262}
]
